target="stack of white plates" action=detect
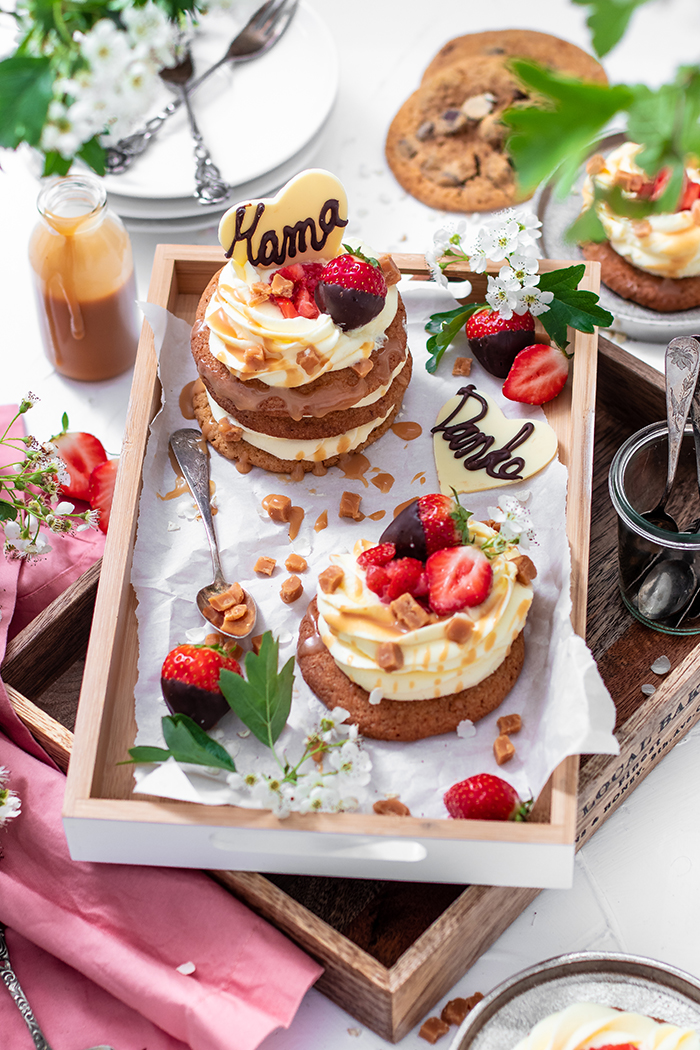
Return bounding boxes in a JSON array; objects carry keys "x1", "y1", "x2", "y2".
[{"x1": 103, "y1": 2, "x2": 338, "y2": 233}]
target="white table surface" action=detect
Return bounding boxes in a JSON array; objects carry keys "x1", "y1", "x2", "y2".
[{"x1": 2, "y1": 2, "x2": 700, "y2": 1047}]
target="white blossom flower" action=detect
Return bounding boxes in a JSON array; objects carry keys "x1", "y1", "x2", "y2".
[
  {"x1": 327, "y1": 740, "x2": 372, "y2": 787},
  {"x1": 296, "y1": 780, "x2": 341, "y2": 814},
  {"x1": 78, "y1": 20, "x2": 131, "y2": 73},
  {"x1": 515, "y1": 212, "x2": 543, "y2": 250},
  {"x1": 0, "y1": 768, "x2": 21, "y2": 826},
  {"x1": 54, "y1": 501, "x2": 75, "y2": 516},
  {"x1": 480, "y1": 217, "x2": 521, "y2": 262},
  {"x1": 516, "y1": 283, "x2": 554, "y2": 316},
  {"x1": 507, "y1": 253, "x2": 539, "y2": 282},
  {"x1": 425, "y1": 247, "x2": 449, "y2": 289},
  {"x1": 485, "y1": 272, "x2": 521, "y2": 319},
  {"x1": 487, "y1": 495, "x2": 536, "y2": 548}
]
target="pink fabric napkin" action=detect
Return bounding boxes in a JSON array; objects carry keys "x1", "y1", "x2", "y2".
[{"x1": 0, "y1": 404, "x2": 323, "y2": 1049}]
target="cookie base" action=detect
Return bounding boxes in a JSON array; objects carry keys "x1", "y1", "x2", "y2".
[
  {"x1": 297, "y1": 598, "x2": 525, "y2": 741},
  {"x1": 581, "y1": 240, "x2": 700, "y2": 312}
]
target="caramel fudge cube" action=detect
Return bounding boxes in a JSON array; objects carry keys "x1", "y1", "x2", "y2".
[
  {"x1": 285, "y1": 553, "x2": 307, "y2": 573},
  {"x1": 254, "y1": 555, "x2": 276, "y2": 575},
  {"x1": 452, "y1": 356, "x2": 472, "y2": 377},
  {"x1": 445, "y1": 615, "x2": 472, "y2": 643},
  {"x1": 512, "y1": 554, "x2": 537, "y2": 584},
  {"x1": 376, "y1": 642, "x2": 404, "y2": 671},
  {"x1": 319, "y1": 565, "x2": 344, "y2": 593},
  {"x1": 339, "y1": 491, "x2": 363, "y2": 520},
  {"x1": 209, "y1": 582, "x2": 245, "y2": 612},
  {"x1": 390, "y1": 592, "x2": 431, "y2": 630},
  {"x1": 497, "y1": 713, "x2": 522, "y2": 735},
  {"x1": 493, "y1": 733, "x2": 515, "y2": 765},
  {"x1": 419, "y1": 1017, "x2": 450, "y2": 1044},
  {"x1": 264, "y1": 494, "x2": 292, "y2": 522},
  {"x1": 280, "y1": 575, "x2": 303, "y2": 604}
]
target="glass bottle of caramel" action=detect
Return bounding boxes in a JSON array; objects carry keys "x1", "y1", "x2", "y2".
[{"x1": 29, "y1": 174, "x2": 139, "y2": 381}]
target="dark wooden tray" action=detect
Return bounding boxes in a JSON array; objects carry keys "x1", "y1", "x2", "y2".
[{"x1": 5, "y1": 335, "x2": 700, "y2": 1043}]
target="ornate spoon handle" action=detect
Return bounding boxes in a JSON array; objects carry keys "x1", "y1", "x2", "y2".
[
  {"x1": 104, "y1": 100, "x2": 182, "y2": 174},
  {"x1": 0, "y1": 924, "x2": 53, "y2": 1050},
  {"x1": 179, "y1": 88, "x2": 231, "y2": 205}
]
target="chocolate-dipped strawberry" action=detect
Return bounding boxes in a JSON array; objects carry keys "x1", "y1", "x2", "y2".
[
  {"x1": 466, "y1": 307, "x2": 537, "y2": 378},
  {"x1": 379, "y1": 493, "x2": 470, "y2": 560},
  {"x1": 161, "y1": 642, "x2": 240, "y2": 730},
  {"x1": 314, "y1": 248, "x2": 387, "y2": 330}
]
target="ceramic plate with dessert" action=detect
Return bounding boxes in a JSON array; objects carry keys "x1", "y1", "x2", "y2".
[{"x1": 539, "y1": 134, "x2": 700, "y2": 342}]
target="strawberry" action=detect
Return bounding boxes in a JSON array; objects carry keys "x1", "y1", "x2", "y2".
[
  {"x1": 365, "y1": 564, "x2": 390, "y2": 597},
  {"x1": 384, "y1": 556, "x2": 424, "y2": 602},
  {"x1": 314, "y1": 248, "x2": 387, "y2": 330},
  {"x1": 380, "y1": 493, "x2": 470, "y2": 561},
  {"x1": 357, "y1": 542, "x2": 396, "y2": 568},
  {"x1": 270, "y1": 262, "x2": 324, "y2": 319},
  {"x1": 466, "y1": 306, "x2": 537, "y2": 378},
  {"x1": 426, "y1": 545, "x2": 492, "y2": 614},
  {"x1": 52, "y1": 426, "x2": 107, "y2": 501},
  {"x1": 88, "y1": 458, "x2": 118, "y2": 534},
  {"x1": 502, "y1": 343, "x2": 570, "y2": 405},
  {"x1": 678, "y1": 174, "x2": 700, "y2": 212},
  {"x1": 636, "y1": 167, "x2": 670, "y2": 201},
  {"x1": 444, "y1": 773, "x2": 530, "y2": 821},
  {"x1": 161, "y1": 642, "x2": 241, "y2": 730}
]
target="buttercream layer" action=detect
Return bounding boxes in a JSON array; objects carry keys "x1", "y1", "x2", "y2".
[
  {"x1": 512, "y1": 1003, "x2": 700, "y2": 1050},
  {"x1": 204, "y1": 257, "x2": 399, "y2": 386},
  {"x1": 315, "y1": 523, "x2": 533, "y2": 701},
  {"x1": 192, "y1": 274, "x2": 408, "y2": 421},
  {"x1": 583, "y1": 141, "x2": 700, "y2": 278}
]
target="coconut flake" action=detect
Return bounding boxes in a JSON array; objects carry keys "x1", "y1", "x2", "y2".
[
  {"x1": 368, "y1": 688, "x2": 383, "y2": 706},
  {"x1": 176, "y1": 961, "x2": 196, "y2": 975},
  {"x1": 641, "y1": 684, "x2": 656, "y2": 696},
  {"x1": 651, "y1": 656, "x2": 671, "y2": 675},
  {"x1": 456, "y1": 719, "x2": 476, "y2": 739}
]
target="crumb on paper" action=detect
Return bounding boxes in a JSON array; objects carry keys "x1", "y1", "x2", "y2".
[
  {"x1": 176, "y1": 961, "x2": 196, "y2": 975},
  {"x1": 167, "y1": 521, "x2": 180, "y2": 532},
  {"x1": 651, "y1": 655, "x2": 671, "y2": 675},
  {"x1": 347, "y1": 1028, "x2": 362, "y2": 1037},
  {"x1": 456, "y1": 719, "x2": 476, "y2": 739}
]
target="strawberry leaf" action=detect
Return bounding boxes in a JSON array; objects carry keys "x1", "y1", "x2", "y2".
[
  {"x1": 570, "y1": 0, "x2": 651, "y2": 57},
  {"x1": 449, "y1": 488, "x2": 472, "y2": 544},
  {"x1": 425, "y1": 304, "x2": 481, "y2": 374},
  {"x1": 125, "y1": 715, "x2": 237, "y2": 772},
  {"x1": 220, "y1": 631, "x2": 294, "y2": 748}
]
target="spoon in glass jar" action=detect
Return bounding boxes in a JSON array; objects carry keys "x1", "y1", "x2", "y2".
[{"x1": 169, "y1": 429, "x2": 257, "y2": 639}]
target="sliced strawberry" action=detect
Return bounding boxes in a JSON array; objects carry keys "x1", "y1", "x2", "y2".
[
  {"x1": 88, "y1": 458, "x2": 118, "y2": 534},
  {"x1": 426, "y1": 545, "x2": 492, "y2": 614},
  {"x1": 384, "y1": 557, "x2": 424, "y2": 602},
  {"x1": 357, "y1": 542, "x2": 396, "y2": 568},
  {"x1": 365, "y1": 564, "x2": 390, "y2": 598},
  {"x1": 678, "y1": 175, "x2": 700, "y2": 211},
  {"x1": 294, "y1": 286, "x2": 319, "y2": 319},
  {"x1": 444, "y1": 773, "x2": 527, "y2": 821},
  {"x1": 502, "y1": 343, "x2": 570, "y2": 405},
  {"x1": 273, "y1": 297, "x2": 298, "y2": 318},
  {"x1": 636, "y1": 167, "x2": 670, "y2": 200},
  {"x1": 52, "y1": 429, "x2": 107, "y2": 501}
]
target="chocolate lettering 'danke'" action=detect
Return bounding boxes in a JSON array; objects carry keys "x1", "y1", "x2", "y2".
[
  {"x1": 431, "y1": 385, "x2": 534, "y2": 480},
  {"x1": 224, "y1": 198, "x2": 348, "y2": 264}
]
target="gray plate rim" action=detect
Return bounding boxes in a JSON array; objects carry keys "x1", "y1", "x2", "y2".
[{"x1": 449, "y1": 951, "x2": 700, "y2": 1050}]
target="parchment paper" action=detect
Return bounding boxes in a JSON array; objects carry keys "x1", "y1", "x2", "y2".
[{"x1": 130, "y1": 281, "x2": 618, "y2": 816}]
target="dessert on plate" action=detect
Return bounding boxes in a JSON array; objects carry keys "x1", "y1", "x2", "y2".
[
  {"x1": 580, "y1": 140, "x2": 700, "y2": 311},
  {"x1": 511, "y1": 1002, "x2": 700, "y2": 1050},
  {"x1": 190, "y1": 169, "x2": 411, "y2": 476},
  {"x1": 297, "y1": 493, "x2": 535, "y2": 741}
]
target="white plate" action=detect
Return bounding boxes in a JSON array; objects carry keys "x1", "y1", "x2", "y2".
[
  {"x1": 102, "y1": 1, "x2": 337, "y2": 203},
  {"x1": 450, "y1": 951, "x2": 700, "y2": 1050},
  {"x1": 538, "y1": 140, "x2": 700, "y2": 344},
  {"x1": 107, "y1": 113, "x2": 331, "y2": 221}
]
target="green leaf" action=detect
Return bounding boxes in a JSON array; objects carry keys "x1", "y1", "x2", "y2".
[
  {"x1": 124, "y1": 746, "x2": 173, "y2": 764},
  {"x1": 0, "y1": 55, "x2": 54, "y2": 148},
  {"x1": 538, "y1": 268, "x2": 614, "y2": 348},
  {"x1": 424, "y1": 304, "x2": 481, "y2": 374},
  {"x1": 571, "y1": 0, "x2": 651, "y2": 57},
  {"x1": 162, "y1": 713, "x2": 237, "y2": 771},
  {"x1": 42, "y1": 151, "x2": 73, "y2": 177},
  {"x1": 220, "y1": 632, "x2": 294, "y2": 748},
  {"x1": 565, "y1": 204, "x2": 607, "y2": 244},
  {"x1": 0, "y1": 501, "x2": 18, "y2": 522},
  {"x1": 502, "y1": 61, "x2": 635, "y2": 197},
  {"x1": 77, "y1": 136, "x2": 106, "y2": 177}
]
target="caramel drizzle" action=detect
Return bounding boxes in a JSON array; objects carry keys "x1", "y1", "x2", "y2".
[
  {"x1": 431, "y1": 385, "x2": 534, "y2": 481},
  {"x1": 224, "y1": 199, "x2": 348, "y2": 265}
]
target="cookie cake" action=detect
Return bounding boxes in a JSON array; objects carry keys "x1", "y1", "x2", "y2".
[
  {"x1": 298, "y1": 491, "x2": 536, "y2": 742},
  {"x1": 190, "y1": 169, "x2": 411, "y2": 475}
]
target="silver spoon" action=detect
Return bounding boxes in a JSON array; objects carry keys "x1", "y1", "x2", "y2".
[
  {"x1": 169, "y1": 429, "x2": 257, "y2": 639},
  {"x1": 104, "y1": 0, "x2": 298, "y2": 173},
  {"x1": 643, "y1": 335, "x2": 700, "y2": 530},
  {"x1": 0, "y1": 924, "x2": 113, "y2": 1050}
]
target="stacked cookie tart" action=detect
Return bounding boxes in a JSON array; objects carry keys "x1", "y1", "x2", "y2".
[
  {"x1": 191, "y1": 169, "x2": 411, "y2": 476},
  {"x1": 298, "y1": 492, "x2": 536, "y2": 741},
  {"x1": 385, "y1": 28, "x2": 606, "y2": 212}
]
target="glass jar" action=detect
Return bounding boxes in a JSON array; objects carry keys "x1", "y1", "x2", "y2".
[
  {"x1": 29, "y1": 174, "x2": 139, "y2": 381},
  {"x1": 609, "y1": 420, "x2": 700, "y2": 634}
]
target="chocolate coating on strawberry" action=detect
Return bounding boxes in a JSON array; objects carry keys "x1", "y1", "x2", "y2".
[
  {"x1": 380, "y1": 493, "x2": 468, "y2": 560},
  {"x1": 466, "y1": 307, "x2": 537, "y2": 378},
  {"x1": 314, "y1": 249, "x2": 387, "y2": 331},
  {"x1": 161, "y1": 678, "x2": 230, "y2": 731},
  {"x1": 379, "y1": 499, "x2": 426, "y2": 560}
]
